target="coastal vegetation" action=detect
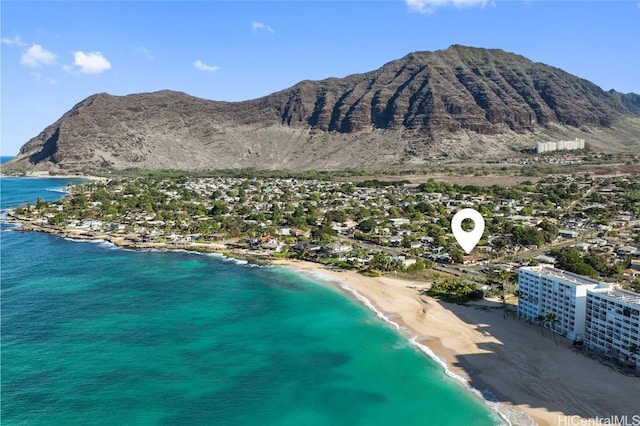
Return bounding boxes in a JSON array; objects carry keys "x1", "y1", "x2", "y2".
[
  {"x1": 424, "y1": 276, "x2": 484, "y2": 303},
  {"x1": 6, "y1": 172, "x2": 640, "y2": 293}
]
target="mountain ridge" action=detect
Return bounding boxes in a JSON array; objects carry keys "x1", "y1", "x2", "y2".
[{"x1": 5, "y1": 45, "x2": 640, "y2": 172}]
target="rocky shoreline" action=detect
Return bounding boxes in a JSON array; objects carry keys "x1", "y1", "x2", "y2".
[{"x1": 3, "y1": 211, "x2": 276, "y2": 263}]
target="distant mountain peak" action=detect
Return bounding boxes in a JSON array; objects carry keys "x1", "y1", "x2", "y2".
[{"x1": 4, "y1": 46, "x2": 640, "y2": 172}]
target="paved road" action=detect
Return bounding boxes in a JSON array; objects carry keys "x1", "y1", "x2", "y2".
[
  {"x1": 570, "y1": 181, "x2": 600, "y2": 209},
  {"x1": 491, "y1": 238, "x2": 581, "y2": 263}
]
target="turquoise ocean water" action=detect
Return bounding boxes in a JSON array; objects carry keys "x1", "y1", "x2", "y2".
[{"x1": 1, "y1": 172, "x2": 503, "y2": 425}]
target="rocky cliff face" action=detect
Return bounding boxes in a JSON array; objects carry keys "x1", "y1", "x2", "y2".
[
  {"x1": 256, "y1": 46, "x2": 632, "y2": 132},
  {"x1": 6, "y1": 45, "x2": 640, "y2": 172}
]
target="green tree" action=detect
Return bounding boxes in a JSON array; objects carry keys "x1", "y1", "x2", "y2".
[
  {"x1": 369, "y1": 253, "x2": 402, "y2": 272},
  {"x1": 495, "y1": 270, "x2": 513, "y2": 315},
  {"x1": 553, "y1": 247, "x2": 598, "y2": 278},
  {"x1": 628, "y1": 344, "x2": 639, "y2": 369},
  {"x1": 35, "y1": 197, "x2": 48, "y2": 210},
  {"x1": 450, "y1": 247, "x2": 465, "y2": 264},
  {"x1": 426, "y1": 277, "x2": 483, "y2": 303},
  {"x1": 338, "y1": 183, "x2": 355, "y2": 194},
  {"x1": 325, "y1": 210, "x2": 347, "y2": 225},
  {"x1": 370, "y1": 252, "x2": 392, "y2": 272},
  {"x1": 210, "y1": 201, "x2": 228, "y2": 216},
  {"x1": 357, "y1": 218, "x2": 377, "y2": 233},
  {"x1": 545, "y1": 312, "x2": 559, "y2": 346},
  {"x1": 583, "y1": 252, "x2": 608, "y2": 274},
  {"x1": 511, "y1": 226, "x2": 544, "y2": 247},
  {"x1": 312, "y1": 226, "x2": 337, "y2": 244},
  {"x1": 537, "y1": 221, "x2": 559, "y2": 243},
  {"x1": 535, "y1": 314, "x2": 546, "y2": 337},
  {"x1": 48, "y1": 212, "x2": 67, "y2": 225}
]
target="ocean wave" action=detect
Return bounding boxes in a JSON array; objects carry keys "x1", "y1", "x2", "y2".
[
  {"x1": 0, "y1": 220, "x2": 11, "y2": 228},
  {"x1": 408, "y1": 338, "x2": 521, "y2": 425},
  {"x1": 63, "y1": 238, "x2": 118, "y2": 250},
  {"x1": 314, "y1": 278, "x2": 519, "y2": 426},
  {"x1": 136, "y1": 247, "x2": 164, "y2": 253},
  {"x1": 46, "y1": 188, "x2": 71, "y2": 194},
  {"x1": 0, "y1": 221, "x2": 21, "y2": 230},
  {"x1": 290, "y1": 269, "x2": 344, "y2": 286},
  {"x1": 115, "y1": 246, "x2": 257, "y2": 268},
  {"x1": 64, "y1": 237, "x2": 105, "y2": 243},
  {"x1": 338, "y1": 283, "x2": 401, "y2": 330},
  {"x1": 222, "y1": 257, "x2": 248, "y2": 265}
]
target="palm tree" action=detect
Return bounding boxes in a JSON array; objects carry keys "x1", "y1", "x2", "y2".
[
  {"x1": 545, "y1": 312, "x2": 559, "y2": 346},
  {"x1": 499, "y1": 293, "x2": 508, "y2": 318},
  {"x1": 500, "y1": 269, "x2": 513, "y2": 289},
  {"x1": 627, "y1": 343, "x2": 639, "y2": 370},
  {"x1": 299, "y1": 247, "x2": 309, "y2": 261},
  {"x1": 496, "y1": 270, "x2": 512, "y2": 317},
  {"x1": 371, "y1": 252, "x2": 392, "y2": 272},
  {"x1": 535, "y1": 314, "x2": 546, "y2": 337}
]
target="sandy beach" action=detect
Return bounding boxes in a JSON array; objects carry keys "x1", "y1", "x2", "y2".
[{"x1": 273, "y1": 259, "x2": 639, "y2": 426}]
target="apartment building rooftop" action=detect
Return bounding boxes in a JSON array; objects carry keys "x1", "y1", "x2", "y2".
[
  {"x1": 521, "y1": 265, "x2": 604, "y2": 287},
  {"x1": 589, "y1": 287, "x2": 640, "y2": 307}
]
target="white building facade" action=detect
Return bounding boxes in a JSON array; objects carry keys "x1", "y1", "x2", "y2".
[
  {"x1": 536, "y1": 138, "x2": 585, "y2": 154},
  {"x1": 517, "y1": 266, "x2": 601, "y2": 340},
  {"x1": 585, "y1": 288, "x2": 640, "y2": 363}
]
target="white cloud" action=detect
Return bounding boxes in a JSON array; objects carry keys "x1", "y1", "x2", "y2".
[
  {"x1": 21, "y1": 44, "x2": 57, "y2": 67},
  {"x1": 2, "y1": 35, "x2": 27, "y2": 47},
  {"x1": 70, "y1": 51, "x2": 111, "y2": 74},
  {"x1": 252, "y1": 21, "x2": 274, "y2": 33},
  {"x1": 193, "y1": 59, "x2": 220, "y2": 72},
  {"x1": 406, "y1": 0, "x2": 487, "y2": 13}
]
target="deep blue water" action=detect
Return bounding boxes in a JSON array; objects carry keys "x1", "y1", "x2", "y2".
[
  {"x1": 0, "y1": 177, "x2": 502, "y2": 425},
  {"x1": 0, "y1": 156, "x2": 85, "y2": 210},
  {"x1": 0, "y1": 177, "x2": 85, "y2": 211}
]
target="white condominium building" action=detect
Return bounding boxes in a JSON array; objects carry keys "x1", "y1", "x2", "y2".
[
  {"x1": 518, "y1": 265, "x2": 640, "y2": 364},
  {"x1": 536, "y1": 138, "x2": 586, "y2": 154},
  {"x1": 517, "y1": 266, "x2": 602, "y2": 340},
  {"x1": 585, "y1": 288, "x2": 640, "y2": 362}
]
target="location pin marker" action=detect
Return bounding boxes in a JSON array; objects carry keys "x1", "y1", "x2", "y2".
[{"x1": 451, "y1": 208, "x2": 485, "y2": 254}]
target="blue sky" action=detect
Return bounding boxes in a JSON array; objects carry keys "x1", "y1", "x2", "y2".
[{"x1": 1, "y1": 1, "x2": 639, "y2": 155}]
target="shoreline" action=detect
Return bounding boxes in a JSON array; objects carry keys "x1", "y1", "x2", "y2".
[
  {"x1": 1, "y1": 219, "x2": 514, "y2": 423},
  {"x1": 272, "y1": 259, "x2": 530, "y2": 425},
  {"x1": 271, "y1": 259, "x2": 640, "y2": 426},
  {"x1": 0, "y1": 173, "x2": 106, "y2": 181},
  {"x1": 4, "y1": 218, "x2": 639, "y2": 426}
]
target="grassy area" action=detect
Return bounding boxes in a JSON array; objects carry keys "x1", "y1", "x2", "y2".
[
  {"x1": 396, "y1": 268, "x2": 454, "y2": 282},
  {"x1": 319, "y1": 258, "x2": 357, "y2": 270}
]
